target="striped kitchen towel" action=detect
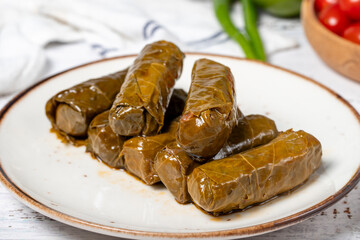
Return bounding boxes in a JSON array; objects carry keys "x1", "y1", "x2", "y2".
[{"x1": 0, "y1": 0, "x2": 298, "y2": 95}]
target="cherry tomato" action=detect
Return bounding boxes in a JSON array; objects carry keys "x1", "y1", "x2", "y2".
[
  {"x1": 319, "y1": 4, "x2": 351, "y2": 35},
  {"x1": 315, "y1": 0, "x2": 339, "y2": 12},
  {"x1": 339, "y1": 0, "x2": 360, "y2": 21},
  {"x1": 343, "y1": 23, "x2": 360, "y2": 44}
]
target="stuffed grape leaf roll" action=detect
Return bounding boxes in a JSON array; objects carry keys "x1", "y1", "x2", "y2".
[
  {"x1": 109, "y1": 41, "x2": 184, "y2": 136},
  {"x1": 214, "y1": 114, "x2": 278, "y2": 159},
  {"x1": 155, "y1": 114, "x2": 278, "y2": 204},
  {"x1": 86, "y1": 110, "x2": 126, "y2": 169},
  {"x1": 164, "y1": 88, "x2": 187, "y2": 123},
  {"x1": 177, "y1": 58, "x2": 238, "y2": 159},
  {"x1": 45, "y1": 69, "x2": 128, "y2": 143},
  {"x1": 154, "y1": 142, "x2": 199, "y2": 204},
  {"x1": 187, "y1": 129, "x2": 322, "y2": 215},
  {"x1": 121, "y1": 119, "x2": 179, "y2": 185},
  {"x1": 86, "y1": 89, "x2": 187, "y2": 169}
]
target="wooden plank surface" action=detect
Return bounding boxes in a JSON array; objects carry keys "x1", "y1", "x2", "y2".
[{"x1": 0, "y1": 181, "x2": 358, "y2": 239}]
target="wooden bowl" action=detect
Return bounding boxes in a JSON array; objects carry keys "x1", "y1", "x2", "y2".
[{"x1": 301, "y1": 0, "x2": 360, "y2": 83}]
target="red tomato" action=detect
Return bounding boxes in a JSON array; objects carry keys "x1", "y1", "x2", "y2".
[
  {"x1": 315, "y1": 0, "x2": 339, "y2": 12},
  {"x1": 343, "y1": 23, "x2": 360, "y2": 44},
  {"x1": 319, "y1": 4, "x2": 351, "y2": 35},
  {"x1": 339, "y1": 0, "x2": 360, "y2": 21}
]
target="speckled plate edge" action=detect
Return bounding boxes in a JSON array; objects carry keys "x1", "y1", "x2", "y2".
[{"x1": 0, "y1": 53, "x2": 359, "y2": 239}]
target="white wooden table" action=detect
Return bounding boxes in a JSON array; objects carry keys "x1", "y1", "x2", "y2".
[{"x1": 0, "y1": 19, "x2": 359, "y2": 240}]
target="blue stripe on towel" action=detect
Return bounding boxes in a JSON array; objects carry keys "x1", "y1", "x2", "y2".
[
  {"x1": 150, "y1": 25, "x2": 162, "y2": 38},
  {"x1": 143, "y1": 20, "x2": 157, "y2": 39},
  {"x1": 91, "y1": 44, "x2": 117, "y2": 57},
  {"x1": 143, "y1": 20, "x2": 165, "y2": 40},
  {"x1": 186, "y1": 31, "x2": 225, "y2": 45},
  {"x1": 143, "y1": 20, "x2": 155, "y2": 39},
  {"x1": 186, "y1": 31, "x2": 230, "y2": 48}
]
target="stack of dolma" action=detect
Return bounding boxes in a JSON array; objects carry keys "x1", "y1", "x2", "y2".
[{"x1": 45, "y1": 40, "x2": 322, "y2": 216}]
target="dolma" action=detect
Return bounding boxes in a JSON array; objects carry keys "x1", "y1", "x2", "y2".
[
  {"x1": 164, "y1": 88, "x2": 187, "y2": 123},
  {"x1": 109, "y1": 40, "x2": 184, "y2": 136},
  {"x1": 214, "y1": 114, "x2": 278, "y2": 159},
  {"x1": 154, "y1": 142, "x2": 198, "y2": 204},
  {"x1": 154, "y1": 114, "x2": 278, "y2": 204},
  {"x1": 86, "y1": 110, "x2": 126, "y2": 169},
  {"x1": 45, "y1": 69, "x2": 128, "y2": 143},
  {"x1": 177, "y1": 58, "x2": 237, "y2": 159},
  {"x1": 121, "y1": 120, "x2": 179, "y2": 185},
  {"x1": 86, "y1": 89, "x2": 187, "y2": 169},
  {"x1": 187, "y1": 130, "x2": 322, "y2": 215}
]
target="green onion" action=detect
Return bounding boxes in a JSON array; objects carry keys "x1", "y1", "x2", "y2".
[
  {"x1": 242, "y1": 0, "x2": 266, "y2": 61},
  {"x1": 213, "y1": 0, "x2": 257, "y2": 59}
]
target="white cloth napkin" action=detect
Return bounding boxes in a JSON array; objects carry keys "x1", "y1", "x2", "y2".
[{"x1": 0, "y1": 0, "x2": 298, "y2": 95}]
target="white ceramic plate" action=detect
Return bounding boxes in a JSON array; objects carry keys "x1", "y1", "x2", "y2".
[{"x1": 0, "y1": 54, "x2": 359, "y2": 239}]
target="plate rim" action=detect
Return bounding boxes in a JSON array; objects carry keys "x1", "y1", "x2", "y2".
[{"x1": 0, "y1": 53, "x2": 359, "y2": 239}]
